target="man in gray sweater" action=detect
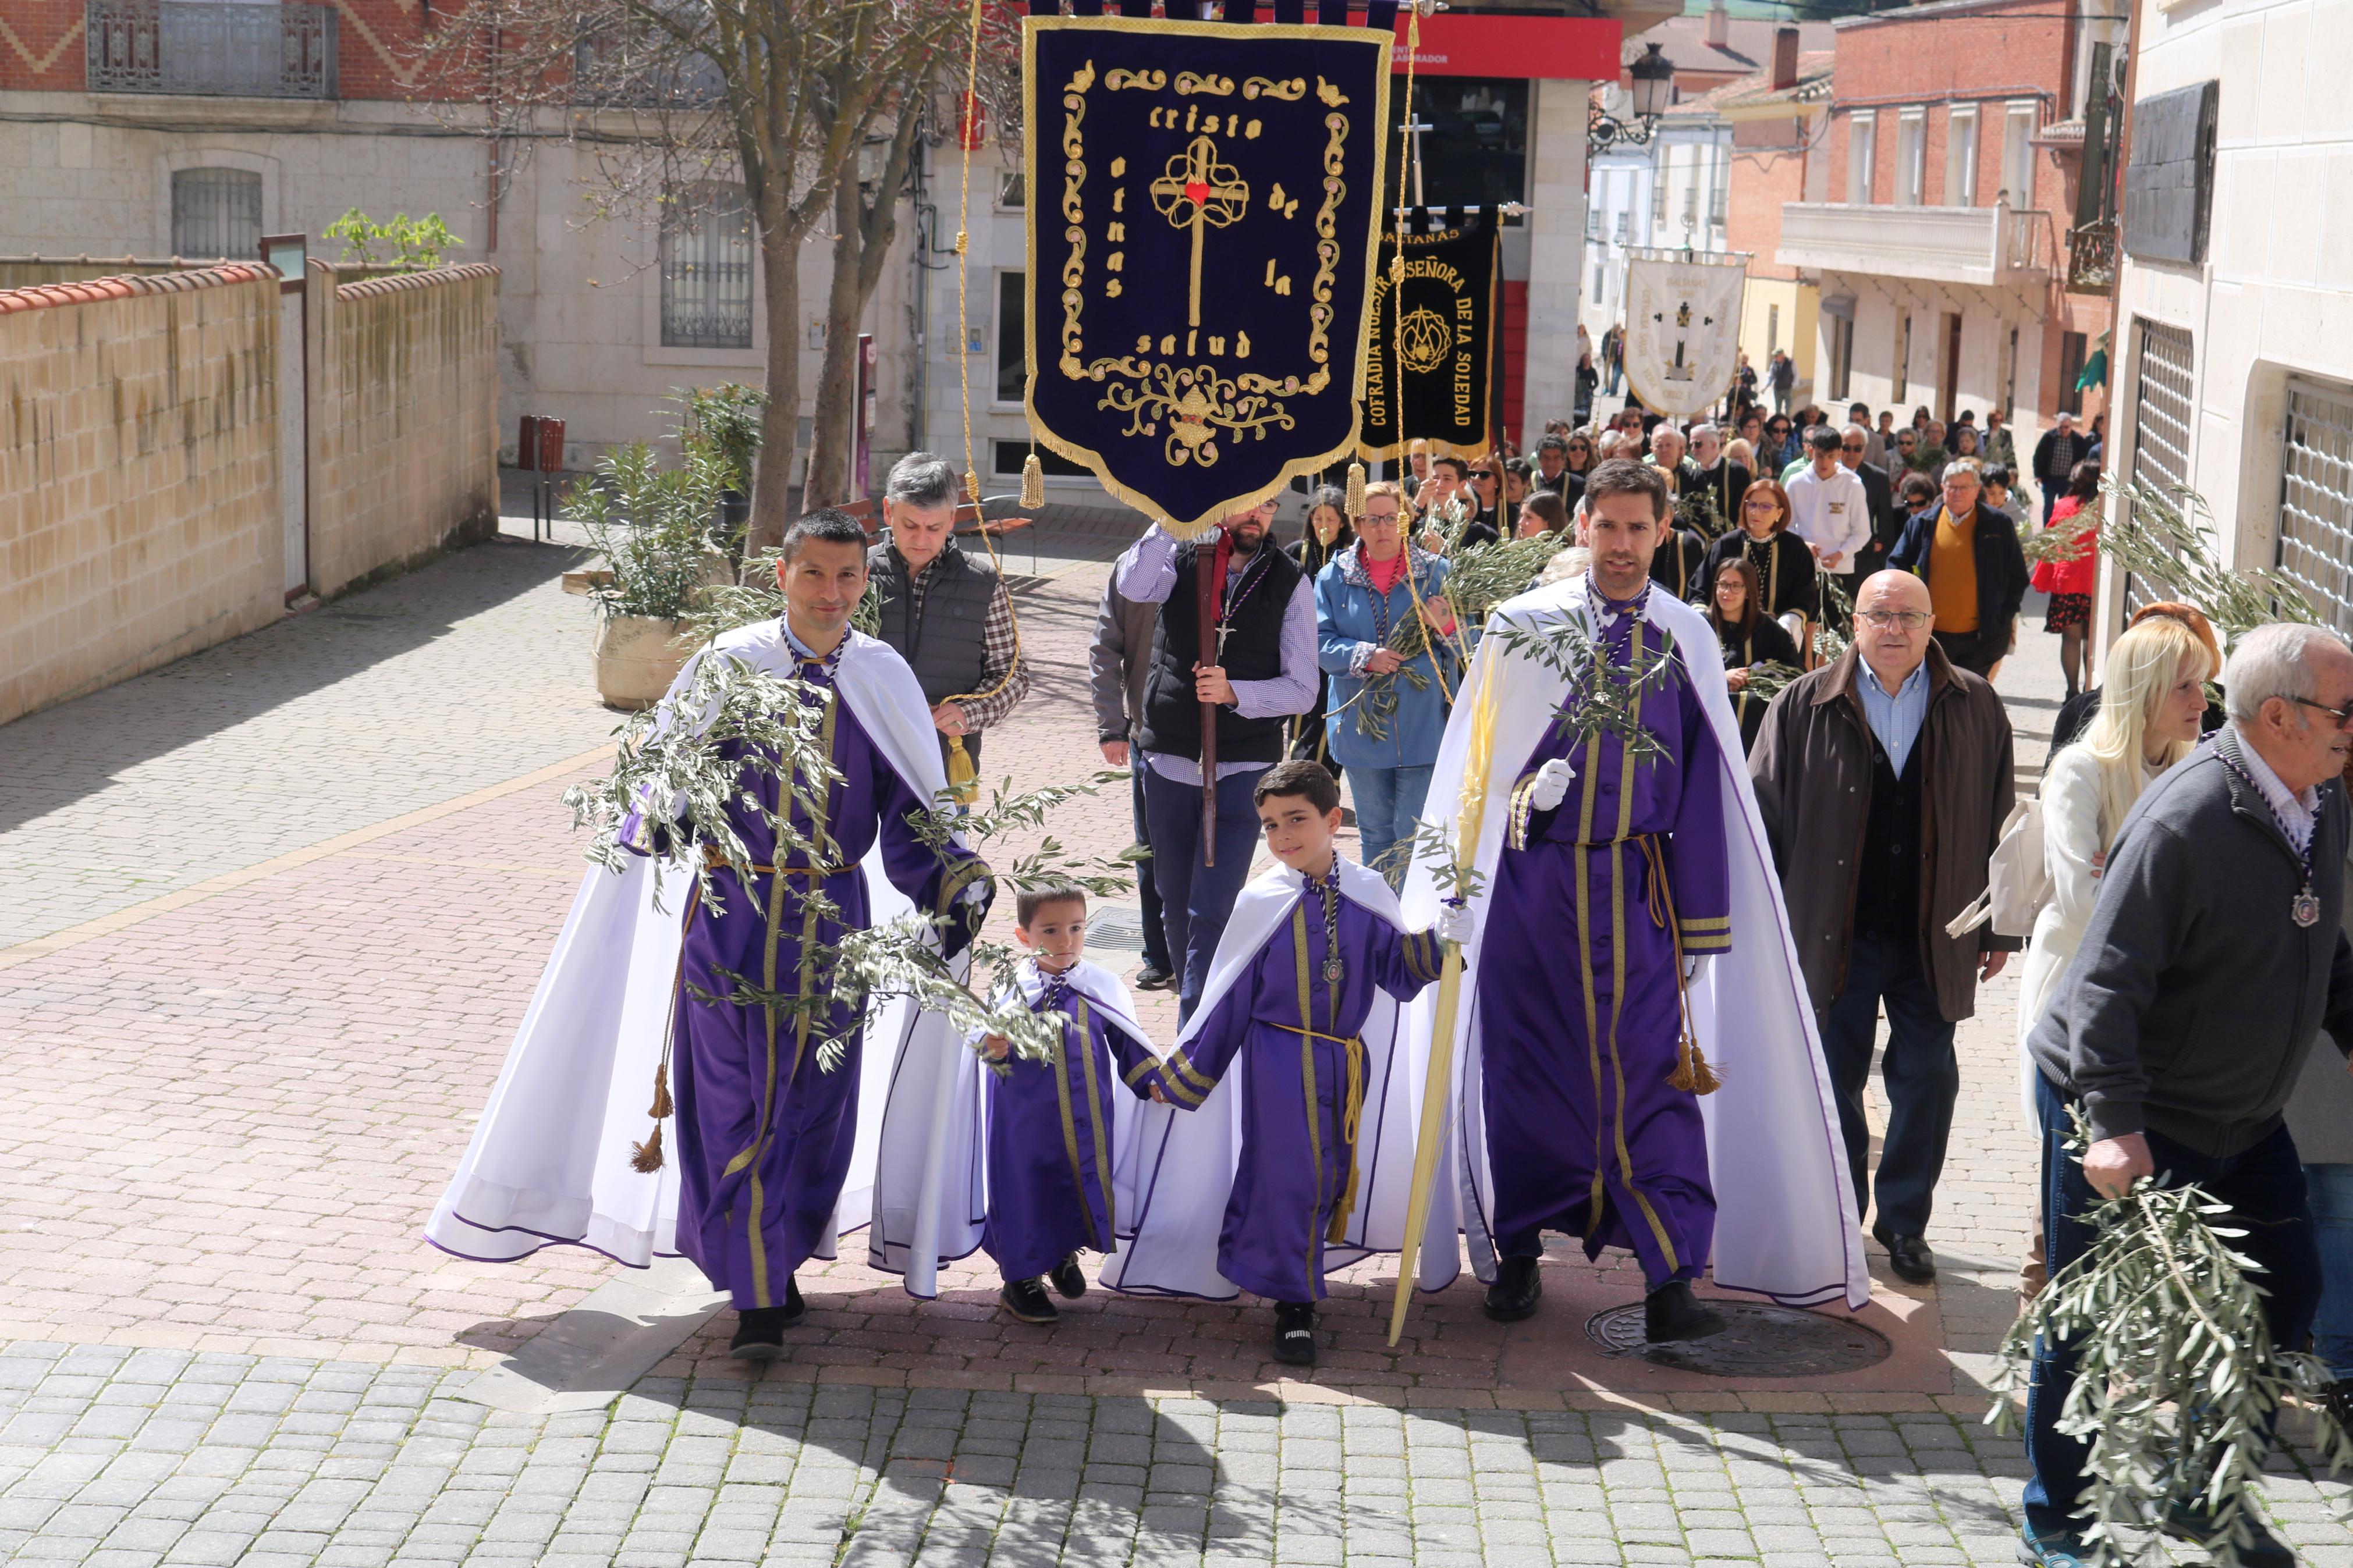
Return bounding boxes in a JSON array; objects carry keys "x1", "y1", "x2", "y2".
[{"x1": 2020, "y1": 623, "x2": 2353, "y2": 1568}]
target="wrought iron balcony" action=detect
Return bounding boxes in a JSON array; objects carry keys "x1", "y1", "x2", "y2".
[{"x1": 86, "y1": 0, "x2": 336, "y2": 99}]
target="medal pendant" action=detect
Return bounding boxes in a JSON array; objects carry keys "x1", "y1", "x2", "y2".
[
  {"x1": 2294, "y1": 888, "x2": 2321, "y2": 928},
  {"x1": 1322, "y1": 957, "x2": 1345, "y2": 986}
]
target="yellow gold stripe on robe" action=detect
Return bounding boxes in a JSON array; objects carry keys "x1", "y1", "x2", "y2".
[
  {"x1": 1294, "y1": 901, "x2": 1324, "y2": 1286},
  {"x1": 1075, "y1": 997, "x2": 1116, "y2": 1239},
  {"x1": 1574, "y1": 725, "x2": 1608, "y2": 1240},
  {"x1": 1048, "y1": 1007, "x2": 1100, "y2": 1251},
  {"x1": 1605, "y1": 623, "x2": 1682, "y2": 1273}
]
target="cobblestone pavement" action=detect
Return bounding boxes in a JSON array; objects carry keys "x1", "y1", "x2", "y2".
[{"x1": 1, "y1": 531, "x2": 2344, "y2": 1565}]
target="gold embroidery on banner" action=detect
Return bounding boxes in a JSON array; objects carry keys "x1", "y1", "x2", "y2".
[
  {"x1": 1057, "y1": 70, "x2": 1089, "y2": 378},
  {"x1": 1174, "y1": 71, "x2": 1235, "y2": 95},
  {"x1": 1105, "y1": 67, "x2": 1166, "y2": 91},
  {"x1": 1244, "y1": 76, "x2": 1305, "y2": 100},
  {"x1": 1315, "y1": 76, "x2": 1349, "y2": 107}
]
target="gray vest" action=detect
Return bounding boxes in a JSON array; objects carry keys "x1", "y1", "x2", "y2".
[{"x1": 867, "y1": 541, "x2": 996, "y2": 705}]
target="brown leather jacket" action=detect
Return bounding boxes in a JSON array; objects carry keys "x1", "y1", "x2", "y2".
[{"x1": 1749, "y1": 641, "x2": 2018, "y2": 1022}]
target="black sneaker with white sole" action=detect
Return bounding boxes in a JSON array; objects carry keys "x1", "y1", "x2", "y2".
[
  {"x1": 1272, "y1": 1301, "x2": 1317, "y2": 1367},
  {"x1": 999, "y1": 1277, "x2": 1059, "y2": 1324}
]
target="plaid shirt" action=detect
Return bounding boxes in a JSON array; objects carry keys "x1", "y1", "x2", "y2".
[{"x1": 907, "y1": 554, "x2": 1029, "y2": 731}]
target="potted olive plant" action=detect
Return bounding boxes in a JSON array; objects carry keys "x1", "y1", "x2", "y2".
[
  {"x1": 677, "y1": 382, "x2": 766, "y2": 547},
  {"x1": 569, "y1": 440, "x2": 736, "y2": 709}
]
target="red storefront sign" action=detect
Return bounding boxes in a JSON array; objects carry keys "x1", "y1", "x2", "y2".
[{"x1": 1387, "y1": 12, "x2": 1619, "y2": 80}]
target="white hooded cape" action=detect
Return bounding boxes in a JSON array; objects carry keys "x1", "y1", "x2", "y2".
[
  {"x1": 1399, "y1": 577, "x2": 1870, "y2": 1310},
  {"x1": 424, "y1": 623, "x2": 988, "y2": 1299},
  {"x1": 953, "y1": 957, "x2": 1165, "y2": 1252},
  {"x1": 1102, "y1": 858, "x2": 1422, "y2": 1300}
]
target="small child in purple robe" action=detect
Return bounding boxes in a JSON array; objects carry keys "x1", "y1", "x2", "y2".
[
  {"x1": 1123, "y1": 760, "x2": 1446, "y2": 1368},
  {"x1": 978, "y1": 884, "x2": 1160, "y2": 1326}
]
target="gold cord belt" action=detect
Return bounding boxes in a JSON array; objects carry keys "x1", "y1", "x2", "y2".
[
  {"x1": 1272, "y1": 1022, "x2": 1367, "y2": 1241},
  {"x1": 701, "y1": 843, "x2": 851, "y2": 877}
]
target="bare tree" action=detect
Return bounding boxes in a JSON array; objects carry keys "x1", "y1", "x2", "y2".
[{"x1": 415, "y1": 0, "x2": 998, "y2": 555}]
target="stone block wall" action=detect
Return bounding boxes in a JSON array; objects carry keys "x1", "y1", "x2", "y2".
[
  {"x1": 0, "y1": 265, "x2": 285, "y2": 726},
  {"x1": 306, "y1": 261, "x2": 501, "y2": 598}
]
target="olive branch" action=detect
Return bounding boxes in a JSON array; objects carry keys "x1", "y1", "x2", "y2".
[{"x1": 1988, "y1": 1111, "x2": 2353, "y2": 1566}]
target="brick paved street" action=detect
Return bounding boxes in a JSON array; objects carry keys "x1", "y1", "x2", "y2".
[{"x1": 1, "y1": 528, "x2": 2344, "y2": 1565}]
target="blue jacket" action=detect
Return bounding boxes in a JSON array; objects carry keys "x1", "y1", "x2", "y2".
[{"x1": 1314, "y1": 545, "x2": 1455, "y2": 770}]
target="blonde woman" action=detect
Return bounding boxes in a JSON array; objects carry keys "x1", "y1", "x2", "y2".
[{"x1": 2013, "y1": 615, "x2": 2213, "y2": 1293}]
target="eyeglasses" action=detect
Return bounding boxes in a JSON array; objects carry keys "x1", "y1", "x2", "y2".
[
  {"x1": 2292, "y1": 696, "x2": 2353, "y2": 730},
  {"x1": 1742, "y1": 499, "x2": 1779, "y2": 512},
  {"x1": 1855, "y1": 610, "x2": 1932, "y2": 631},
  {"x1": 1841, "y1": 441, "x2": 1865, "y2": 452}
]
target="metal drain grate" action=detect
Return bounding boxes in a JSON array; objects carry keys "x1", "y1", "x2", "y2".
[
  {"x1": 1085, "y1": 905, "x2": 1151, "y2": 953},
  {"x1": 1585, "y1": 1300, "x2": 1893, "y2": 1378}
]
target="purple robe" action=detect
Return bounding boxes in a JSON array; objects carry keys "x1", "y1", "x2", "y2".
[
  {"x1": 1139, "y1": 887, "x2": 1443, "y2": 1303},
  {"x1": 982, "y1": 972, "x2": 1158, "y2": 1282},
  {"x1": 1477, "y1": 595, "x2": 1731, "y2": 1287},
  {"x1": 627, "y1": 661, "x2": 988, "y2": 1311}
]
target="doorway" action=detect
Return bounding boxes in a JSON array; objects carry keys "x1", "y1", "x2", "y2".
[{"x1": 1939, "y1": 313, "x2": 1962, "y2": 423}]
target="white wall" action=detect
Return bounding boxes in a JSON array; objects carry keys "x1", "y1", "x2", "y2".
[
  {"x1": 1812, "y1": 269, "x2": 2045, "y2": 437},
  {"x1": 2105, "y1": 0, "x2": 2353, "y2": 645},
  {"x1": 1522, "y1": 76, "x2": 1591, "y2": 449}
]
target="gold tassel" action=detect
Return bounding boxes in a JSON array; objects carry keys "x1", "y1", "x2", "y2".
[
  {"x1": 1345, "y1": 461, "x2": 1367, "y2": 520},
  {"x1": 1020, "y1": 453, "x2": 1046, "y2": 510},
  {"x1": 1669, "y1": 1032, "x2": 1723, "y2": 1096},
  {"x1": 630, "y1": 1123, "x2": 665, "y2": 1173},
  {"x1": 946, "y1": 734, "x2": 979, "y2": 806},
  {"x1": 647, "y1": 1061, "x2": 672, "y2": 1120}
]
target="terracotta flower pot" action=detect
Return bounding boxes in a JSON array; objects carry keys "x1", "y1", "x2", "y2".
[{"x1": 594, "y1": 615, "x2": 696, "y2": 710}]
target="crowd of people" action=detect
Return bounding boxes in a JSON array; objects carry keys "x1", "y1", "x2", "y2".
[{"x1": 440, "y1": 424, "x2": 2353, "y2": 1568}]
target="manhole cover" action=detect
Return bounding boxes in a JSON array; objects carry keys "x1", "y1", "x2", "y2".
[
  {"x1": 1087, "y1": 905, "x2": 1149, "y2": 953},
  {"x1": 1584, "y1": 1300, "x2": 1892, "y2": 1378}
]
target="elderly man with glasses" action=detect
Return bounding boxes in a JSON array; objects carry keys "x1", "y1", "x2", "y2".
[
  {"x1": 2017, "y1": 623, "x2": 2353, "y2": 1568},
  {"x1": 1838, "y1": 423, "x2": 1900, "y2": 581},
  {"x1": 1887, "y1": 457, "x2": 2033, "y2": 681},
  {"x1": 1750, "y1": 570, "x2": 2017, "y2": 1290}
]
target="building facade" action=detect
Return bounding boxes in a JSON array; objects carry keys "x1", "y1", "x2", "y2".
[
  {"x1": 2100, "y1": 0, "x2": 2353, "y2": 645},
  {"x1": 1776, "y1": 0, "x2": 2124, "y2": 475}
]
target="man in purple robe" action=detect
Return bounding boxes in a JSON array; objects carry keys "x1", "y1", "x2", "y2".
[
  {"x1": 1117, "y1": 761, "x2": 1445, "y2": 1367},
  {"x1": 622, "y1": 510, "x2": 992, "y2": 1359},
  {"x1": 1477, "y1": 459, "x2": 1733, "y2": 1343}
]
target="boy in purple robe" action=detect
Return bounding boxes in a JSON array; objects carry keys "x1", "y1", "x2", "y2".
[
  {"x1": 1476, "y1": 460, "x2": 1732, "y2": 1342},
  {"x1": 977, "y1": 884, "x2": 1160, "y2": 1325},
  {"x1": 620, "y1": 511, "x2": 992, "y2": 1360},
  {"x1": 1125, "y1": 760, "x2": 1445, "y2": 1367}
]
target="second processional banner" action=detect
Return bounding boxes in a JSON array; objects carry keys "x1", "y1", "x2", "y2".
[
  {"x1": 1621, "y1": 248, "x2": 1747, "y2": 421},
  {"x1": 1357, "y1": 209, "x2": 1499, "y2": 463},
  {"x1": 1023, "y1": 15, "x2": 1392, "y2": 533}
]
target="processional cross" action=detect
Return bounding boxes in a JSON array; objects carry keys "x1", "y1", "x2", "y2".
[
  {"x1": 1653, "y1": 299, "x2": 1714, "y2": 382},
  {"x1": 1150, "y1": 135, "x2": 1250, "y2": 328}
]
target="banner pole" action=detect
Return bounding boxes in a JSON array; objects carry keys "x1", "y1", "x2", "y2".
[
  {"x1": 1197, "y1": 547, "x2": 1218, "y2": 867},
  {"x1": 1386, "y1": 644, "x2": 1500, "y2": 1347}
]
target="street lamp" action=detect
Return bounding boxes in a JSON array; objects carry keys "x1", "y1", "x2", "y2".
[{"x1": 1588, "y1": 42, "x2": 1674, "y2": 155}]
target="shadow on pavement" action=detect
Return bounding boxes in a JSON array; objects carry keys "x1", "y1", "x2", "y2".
[{"x1": 0, "y1": 535, "x2": 588, "y2": 838}]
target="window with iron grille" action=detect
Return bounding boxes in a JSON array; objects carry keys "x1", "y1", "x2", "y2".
[
  {"x1": 660, "y1": 182, "x2": 754, "y2": 350},
  {"x1": 2276, "y1": 377, "x2": 2353, "y2": 638},
  {"x1": 2124, "y1": 317, "x2": 2195, "y2": 615},
  {"x1": 171, "y1": 168, "x2": 261, "y2": 259}
]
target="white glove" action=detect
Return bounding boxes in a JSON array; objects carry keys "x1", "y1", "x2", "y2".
[
  {"x1": 1682, "y1": 952, "x2": 1713, "y2": 984},
  {"x1": 1528, "y1": 758, "x2": 1577, "y2": 813},
  {"x1": 1436, "y1": 903, "x2": 1475, "y2": 945}
]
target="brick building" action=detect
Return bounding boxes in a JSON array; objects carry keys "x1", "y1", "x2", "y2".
[{"x1": 1775, "y1": 0, "x2": 2124, "y2": 487}]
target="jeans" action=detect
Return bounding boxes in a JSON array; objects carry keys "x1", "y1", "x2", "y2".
[
  {"x1": 1142, "y1": 763, "x2": 1269, "y2": 1019},
  {"x1": 1818, "y1": 931, "x2": 1958, "y2": 1238},
  {"x1": 1348, "y1": 764, "x2": 1433, "y2": 888},
  {"x1": 2306, "y1": 1161, "x2": 2353, "y2": 1382},
  {"x1": 1130, "y1": 761, "x2": 1173, "y2": 975},
  {"x1": 2023, "y1": 1071, "x2": 2320, "y2": 1535}
]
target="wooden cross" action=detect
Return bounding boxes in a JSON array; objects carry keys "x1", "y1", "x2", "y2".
[{"x1": 1149, "y1": 135, "x2": 1249, "y2": 328}]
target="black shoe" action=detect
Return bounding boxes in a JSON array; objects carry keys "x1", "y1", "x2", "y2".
[
  {"x1": 1134, "y1": 965, "x2": 1174, "y2": 991},
  {"x1": 2158, "y1": 1502, "x2": 2295, "y2": 1567},
  {"x1": 1873, "y1": 1227, "x2": 1937, "y2": 1285},
  {"x1": 1049, "y1": 1252, "x2": 1089, "y2": 1300},
  {"x1": 2016, "y1": 1519, "x2": 2098, "y2": 1568},
  {"x1": 2322, "y1": 1379, "x2": 2353, "y2": 1436},
  {"x1": 998, "y1": 1277, "x2": 1059, "y2": 1324},
  {"x1": 1645, "y1": 1280, "x2": 1726, "y2": 1343},
  {"x1": 1272, "y1": 1301, "x2": 1317, "y2": 1366},
  {"x1": 1484, "y1": 1255, "x2": 1542, "y2": 1322}
]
